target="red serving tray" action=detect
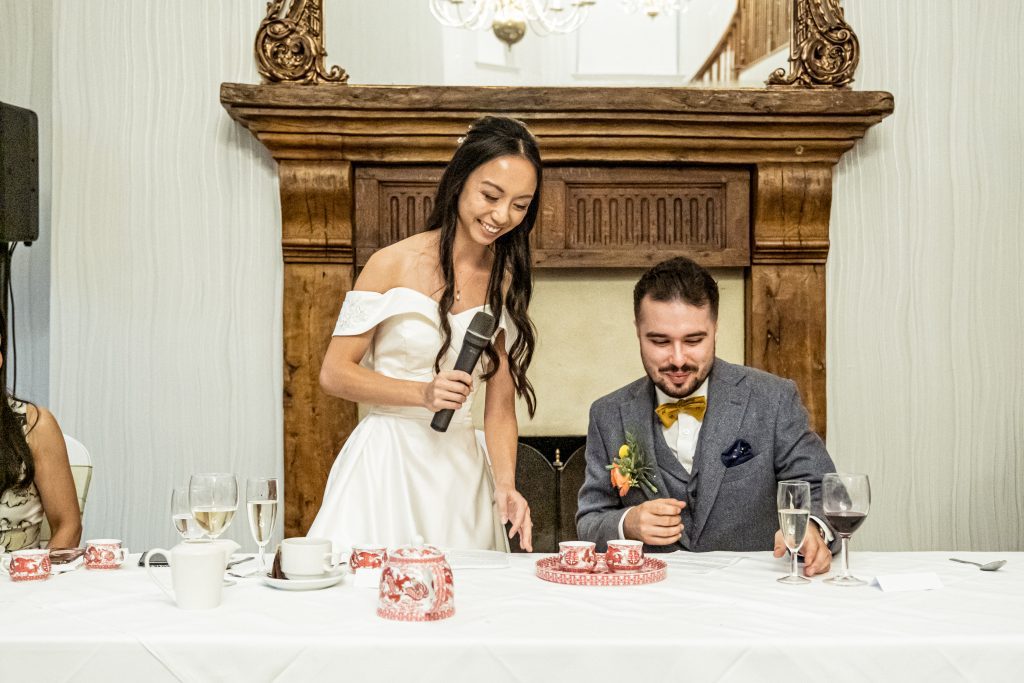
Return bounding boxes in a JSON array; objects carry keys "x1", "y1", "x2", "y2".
[{"x1": 535, "y1": 553, "x2": 667, "y2": 586}]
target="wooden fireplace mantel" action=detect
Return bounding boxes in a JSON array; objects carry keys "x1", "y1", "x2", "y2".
[{"x1": 220, "y1": 83, "x2": 893, "y2": 537}]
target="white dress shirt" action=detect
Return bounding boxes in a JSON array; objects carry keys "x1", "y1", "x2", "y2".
[
  {"x1": 653, "y1": 380, "x2": 709, "y2": 474},
  {"x1": 616, "y1": 379, "x2": 708, "y2": 539}
]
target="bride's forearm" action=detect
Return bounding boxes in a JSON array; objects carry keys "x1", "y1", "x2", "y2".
[
  {"x1": 486, "y1": 422, "x2": 518, "y2": 490},
  {"x1": 320, "y1": 359, "x2": 426, "y2": 407},
  {"x1": 483, "y1": 346, "x2": 521, "y2": 490},
  {"x1": 484, "y1": 395, "x2": 519, "y2": 490}
]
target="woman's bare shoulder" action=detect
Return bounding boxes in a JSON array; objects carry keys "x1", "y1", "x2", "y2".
[
  {"x1": 357, "y1": 232, "x2": 439, "y2": 293},
  {"x1": 23, "y1": 405, "x2": 66, "y2": 456}
]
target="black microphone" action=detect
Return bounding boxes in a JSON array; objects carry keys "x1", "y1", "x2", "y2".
[{"x1": 430, "y1": 311, "x2": 495, "y2": 432}]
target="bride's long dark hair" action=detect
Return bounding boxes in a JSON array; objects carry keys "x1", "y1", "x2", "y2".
[
  {"x1": 0, "y1": 309, "x2": 36, "y2": 495},
  {"x1": 427, "y1": 116, "x2": 540, "y2": 417}
]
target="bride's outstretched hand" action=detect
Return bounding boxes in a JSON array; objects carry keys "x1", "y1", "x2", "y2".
[{"x1": 495, "y1": 486, "x2": 533, "y2": 552}]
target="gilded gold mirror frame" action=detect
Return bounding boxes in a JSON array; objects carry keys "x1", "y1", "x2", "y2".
[
  {"x1": 254, "y1": 0, "x2": 859, "y2": 88},
  {"x1": 255, "y1": 0, "x2": 349, "y2": 85}
]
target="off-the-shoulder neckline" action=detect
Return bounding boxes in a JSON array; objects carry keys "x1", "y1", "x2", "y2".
[{"x1": 348, "y1": 286, "x2": 485, "y2": 318}]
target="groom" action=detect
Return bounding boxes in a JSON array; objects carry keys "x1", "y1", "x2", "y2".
[{"x1": 576, "y1": 257, "x2": 837, "y2": 576}]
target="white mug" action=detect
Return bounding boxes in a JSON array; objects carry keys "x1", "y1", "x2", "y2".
[
  {"x1": 280, "y1": 537, "x2": 343, "y2": 579},
  {"x1": 146, "y1": 542, "x2": 225, "y2": 610}
]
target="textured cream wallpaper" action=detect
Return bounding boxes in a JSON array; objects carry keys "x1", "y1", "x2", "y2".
[
  {"x1": 46, "y1": 1, "x2": 283, "y2": 551},
  {"x1": 829, "y1": 1, "x2": 1024, "y2": 550}
]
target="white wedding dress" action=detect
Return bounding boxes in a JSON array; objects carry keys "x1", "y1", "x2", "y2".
[{"x1": 308, "y1": 287, "x2": 510, "y2": 553}]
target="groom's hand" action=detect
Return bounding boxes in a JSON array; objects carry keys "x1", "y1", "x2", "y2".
[
  {"x1": 623, "y1": 499, "x2": 686, "y2": 546},
  {"x1": 773, "y1": 521, "x2": 832, "y2": 576}
]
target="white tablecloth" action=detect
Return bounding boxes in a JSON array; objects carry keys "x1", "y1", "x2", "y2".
[{"x1": 2, "y1": 551, "x2": 1022, "y2": 682}]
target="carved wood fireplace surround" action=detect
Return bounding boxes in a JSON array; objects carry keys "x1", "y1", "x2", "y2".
[{"x1": 220, "y1": 84, "x2": 893, "y2": 537}]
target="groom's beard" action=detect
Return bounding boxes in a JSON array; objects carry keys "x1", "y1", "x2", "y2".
[{"x1": 652, "y1": 360, "x2": 712, "y2": 399}]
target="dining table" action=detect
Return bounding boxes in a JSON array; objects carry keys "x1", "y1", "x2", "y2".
[{"x1": 2, "y1": 549, "x2": 1022, "y2": 682}]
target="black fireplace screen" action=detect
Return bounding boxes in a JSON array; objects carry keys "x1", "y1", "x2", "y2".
[{"x1": 507, "y1": 436, "x2": 586, "y2": 553}]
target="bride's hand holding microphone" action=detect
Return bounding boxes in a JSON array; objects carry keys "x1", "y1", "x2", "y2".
[{"x1": 422, "y1": 371, "x2": 473, "y2": 412}]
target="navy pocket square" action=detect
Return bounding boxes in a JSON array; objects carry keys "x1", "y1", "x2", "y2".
[{"x1": 721, "y1": 439, "x2": 755, "y2": 468}]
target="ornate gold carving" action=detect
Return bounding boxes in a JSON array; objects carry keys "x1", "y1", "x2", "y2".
[
  {"x1": 255, "y1": 0, "x2": 348, "y2": 84},
  {"x1": 768, "y1": 0, "x2": 860, "y2": 88}
]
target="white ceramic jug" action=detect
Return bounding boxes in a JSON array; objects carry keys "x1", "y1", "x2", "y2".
[
  {"x1": 146, "y1": 542, "x2": 225, "y2": 610},
  {"x1": 207, "y1": 539, "x2": 241, "y2": 567}
]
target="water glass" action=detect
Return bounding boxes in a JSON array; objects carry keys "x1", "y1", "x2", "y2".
[
  {"x1": 777, "y1": 480, "x2": 811, "y2": 585},
  {"x1": 171, "y1": 487, "x2": 203, "y2": 541}
]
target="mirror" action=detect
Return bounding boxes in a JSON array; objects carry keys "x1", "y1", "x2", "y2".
[
  {"x1": 256, "y1": 1, "x2": 858, "y2": 88},
  {"x1": 320, "y1": 0, "x2": 789, "y2": 86}
]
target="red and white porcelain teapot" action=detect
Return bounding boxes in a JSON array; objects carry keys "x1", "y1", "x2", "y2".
[{"x1": 376, "y1": 545, "x2": 454, "y2": 622}]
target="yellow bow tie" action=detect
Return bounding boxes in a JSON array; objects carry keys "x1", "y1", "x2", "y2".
[{"x1": 655, "y1": 396, "x2": 707, "y2": 428}]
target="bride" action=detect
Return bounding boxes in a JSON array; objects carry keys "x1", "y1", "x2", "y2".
[{"x1": 308, "y1": 116, "x2": 540, "y2": 552}]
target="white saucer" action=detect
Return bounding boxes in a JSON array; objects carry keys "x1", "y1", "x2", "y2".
[{"x1": 261, "y1": 569, "x2": 346, "y2": 591}]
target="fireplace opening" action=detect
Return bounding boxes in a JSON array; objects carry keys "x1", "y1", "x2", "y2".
[{"x1": 509, "y1": 436, "x2": 587, "y2": 553}]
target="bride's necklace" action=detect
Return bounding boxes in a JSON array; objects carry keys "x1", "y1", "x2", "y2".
[{"x1": 455, "y1": 267, "x2": 480, "y2": 302}]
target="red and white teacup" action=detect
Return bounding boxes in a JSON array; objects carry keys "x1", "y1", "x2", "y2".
[
  {"x1": 606, "y1": 539, "x2": 645, "y2": 572},
  {"x1": 349, "y1": 544, "x2": 388, "y2": 572},
  {"x1": 558, "y1": 541, "x2": 597, "y2": 573},
  {"x1": 85, "y1": 539, "x2": 128, "y2": 570},
  {"x1": 1, "y1": 548, "x2": 52, "y2": 582}
]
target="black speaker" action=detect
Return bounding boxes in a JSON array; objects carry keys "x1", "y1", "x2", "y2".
[{"x1": 0, "y1": 101, "x2": 39, "y2": 244}]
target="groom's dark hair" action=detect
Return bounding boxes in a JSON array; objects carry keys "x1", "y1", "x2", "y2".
[{"x1": 633, "y1": 257, "x2": 719, "y2": 321}]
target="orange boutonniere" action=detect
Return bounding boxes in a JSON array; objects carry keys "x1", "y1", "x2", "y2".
[{"x1": 606, "y1": 431, "x2": 658, "y2": 497}]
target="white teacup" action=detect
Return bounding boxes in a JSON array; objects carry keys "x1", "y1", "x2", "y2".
[
  {"x1": 146, "y1": 542, "x2": 225, "y2": 610},
  {"x1": 280, "y1": 537, "x2": 343, "y2": 579}
]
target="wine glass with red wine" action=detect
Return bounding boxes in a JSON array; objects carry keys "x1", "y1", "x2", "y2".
[{"x1": 822, "y1": 473, "x2": 871, "y2": 586}]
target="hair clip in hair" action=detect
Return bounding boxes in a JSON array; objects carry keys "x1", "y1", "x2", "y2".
[{"x1": 456, "y1": 136, "x2": 466, "y2": 145}]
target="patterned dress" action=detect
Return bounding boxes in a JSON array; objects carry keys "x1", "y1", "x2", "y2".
[{"x1": 0, "y1": 399, "x2": 43, "y2": 552}]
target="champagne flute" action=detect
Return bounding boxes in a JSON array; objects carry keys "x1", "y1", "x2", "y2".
[
  {"x1": 776, "y1": 480, "x2": 811, "y2": 584},
  {"x1": 189, "y1": 473, "x2": 238, "y2": 540},
  {"x1": 171, "y1": 487, "x2": 203, "y2": 541},
  {"x1": 246, "y1": 477, "x2": 279, "y2": 573},
  {"x1": 823, "y1": 472, "x2": 871, "y2": 587}
]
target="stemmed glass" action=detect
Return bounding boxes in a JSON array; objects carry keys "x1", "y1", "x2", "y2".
[
  {"x1": 823, "y1": 472, "x2": 871, "y2": 587},
  {"x1": 189, "y1": 473, "x2": 238, "y2": 540},
  {"x1": 776, "y1": 480, "x2": 811, "y2": 585},
  {"x1": 171, "y1": 487, "x2": 203, "y2": 541},
  {"x1": 246, "y1": 477, "x2": 279, "y2": 573}
]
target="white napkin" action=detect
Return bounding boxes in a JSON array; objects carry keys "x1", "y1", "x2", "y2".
[{"x1": 873, "y1": 573, "x2": 943, "y2": 592}]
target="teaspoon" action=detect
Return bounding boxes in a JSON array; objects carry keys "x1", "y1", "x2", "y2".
[{"x1": 949, "y1": 558, "x2": 1006, "y2": 571}]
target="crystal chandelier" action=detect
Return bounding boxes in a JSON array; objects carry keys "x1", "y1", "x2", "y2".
[
  {"x1": 620, "y1": 0, "x2": 681, "y2": 19},
  {"x1": 429, "y1": 1, "x2": 598, "y2": 48},
  {"x1": 430, "y1": 1, "x2": 684, "y2": 48}
]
